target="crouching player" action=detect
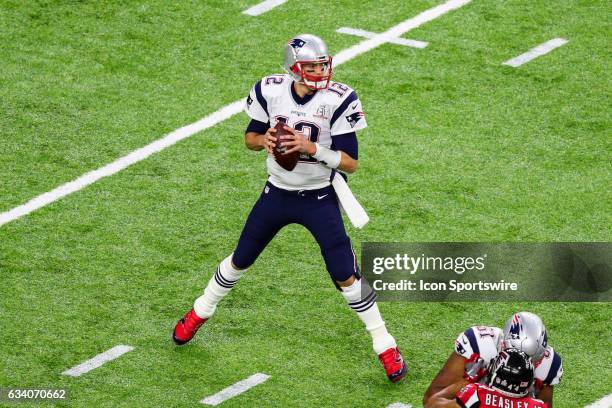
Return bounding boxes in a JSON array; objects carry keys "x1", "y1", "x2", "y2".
[
  {"x1": 425, "y1": 348, "x2": 548, "y2": 408},
  {"x1": 424, "y1": 312, "x2": 562, "y2": 406}
]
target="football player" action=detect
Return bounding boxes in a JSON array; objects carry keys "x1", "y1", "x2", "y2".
[
  {"x1": 424, "y1": 312, "x2": 562, "y2": 406},
  {"x1": 425, "y1": 348, "x2": 549, "y2": 408},
  {"x1": 172, "y1": 34, "x2": 407, "y2": 382}
]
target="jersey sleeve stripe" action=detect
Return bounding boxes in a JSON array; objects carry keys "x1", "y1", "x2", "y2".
[
  {"x1": 330, "y1": 90, "x2": 358, "y2": 127},
  {"x1": 456, "y1": 397, "x2": 480, "y2": 408},
  {"x1": 456, "y1": 397, "x2": 468, "y2": 408},
  {"x1": 330, "y1": 132, "x2": 358, "y2": 160},
  {"x1": 543, "y1": 351, "x2": 562, "y2": 385},
  {"x1": 465, "y1": 328, "x2": 480, "y2": 355},
  {"x1": 246, "y1": 119, "x2": 270, "y2": 134},
  {"x1": 254, "y1": 80, "x2": 269, "y2": 116}
]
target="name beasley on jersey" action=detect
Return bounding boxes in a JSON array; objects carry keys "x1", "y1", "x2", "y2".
[{"x1": 481, "y1": 394, "x2": 534, "y2": 408}]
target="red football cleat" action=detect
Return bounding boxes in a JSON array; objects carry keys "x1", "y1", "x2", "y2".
[
  {"x1": 378, "y1": 347, "x2": 407, "y2": 383},
  {"x1": 173, "y1": 309, "x2": 208, "y2": 345}
]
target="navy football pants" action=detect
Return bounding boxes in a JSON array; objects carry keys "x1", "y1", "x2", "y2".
[{"x1": 232, "y1": 182, "x2": 358, "y2": 283}]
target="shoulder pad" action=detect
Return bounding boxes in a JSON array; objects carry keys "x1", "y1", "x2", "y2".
[
  {"x1": 322, "y1": 81, "x2": 356, "y2": 104},
  {"x1": 538, "y1": 348, "x2": 563, "y2": 385},
  {"x1": 258, "y1": 74, "x2": 289, "y2": 98}
]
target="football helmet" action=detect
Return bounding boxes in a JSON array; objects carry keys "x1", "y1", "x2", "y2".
[
  {"x1": 284, "y1": 34, "x2": 333, "y2": 90},
  {"x1": 488, "y1": 348, "x2": 534, "y2": 398},
  {"x1": 501, "y1": 312, "x2": 548, "y2": 361}
]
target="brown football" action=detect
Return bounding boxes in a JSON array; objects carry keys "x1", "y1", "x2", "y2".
[{"x1": 272, "y1": 122, "x2": 299, "y2": 171}]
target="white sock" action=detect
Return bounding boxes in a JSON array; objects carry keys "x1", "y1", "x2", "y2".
[
  {"x1": 193, "y1": 254, "x2": 246, "y2": 319},
  {"x1": 340, "y1": 278, "x2": 397, "y2": 354}
]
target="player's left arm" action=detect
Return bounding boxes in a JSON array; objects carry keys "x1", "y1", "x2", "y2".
[
  {"x1": 331, "y1": 132, "x2": 359, "y2": 173},
  {"x1": 324, "y1": 89, "x2": 366, "y2": 173}
]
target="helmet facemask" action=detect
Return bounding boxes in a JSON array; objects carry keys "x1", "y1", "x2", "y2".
[
  {"x1": 290, "y1": 58, "x2": 333, "y2": 90},
  {"x1": 487, "y1": 349, "x2": 534, "y2": 398}
]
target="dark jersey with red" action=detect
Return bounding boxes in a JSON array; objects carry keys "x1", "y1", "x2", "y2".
[{"x1": 456, "y1": 383, "x2": 548, "y2": 408}]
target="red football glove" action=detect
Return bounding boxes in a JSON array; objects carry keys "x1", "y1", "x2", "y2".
[{"x1": 463, "y1": 353, "x2": 488, "y2": 383}]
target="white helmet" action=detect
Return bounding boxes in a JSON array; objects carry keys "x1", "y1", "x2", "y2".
[
  {"x1": 284, "y1": 34, "x2": 333, "y2": 90},
  {"x1": 502, "y1": 312, "x2": 548, "y2": 362}
]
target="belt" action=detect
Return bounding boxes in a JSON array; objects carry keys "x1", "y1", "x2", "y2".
[{"x1": 265, "y1": 181, "x2": 333, "y2": 198}]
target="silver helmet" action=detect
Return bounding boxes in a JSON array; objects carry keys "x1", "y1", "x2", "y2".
[
  {"x1": 284, "y1": 34, "x2": 333, "y2": 90},
  {"x1": 501, "y1": 312, "x2": 548, "y2": 361}
]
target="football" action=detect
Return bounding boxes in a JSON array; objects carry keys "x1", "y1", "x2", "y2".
[{"x1": 272, "y1": 122, "x2": 299, "y2": 171}]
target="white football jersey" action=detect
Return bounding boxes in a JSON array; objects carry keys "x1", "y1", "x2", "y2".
[
  {"x1": 455, "y1": 326, "x2": 563, "y2": 386},
  {"x1": 244, "y1": 74, "x2": 367, "y2": 190}
]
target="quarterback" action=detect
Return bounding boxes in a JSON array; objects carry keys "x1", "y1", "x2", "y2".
[
  {"x1": 172, "y1": 34, "x2": 407, "y2": 382},
  {"x1": 424, "y1": 312, "x2": 562, "y2": 406},
  {"x1": 425, "y1": 349, "x2": 549, "y2": 408}
]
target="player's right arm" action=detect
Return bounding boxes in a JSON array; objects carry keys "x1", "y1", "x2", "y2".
[
  {"x1": 244, "y1": 120, "x2": 276, "y2": 152},
  {"x1": 244, "y1": 79, "x2": 276, "y2": 152},
  {"x1": 424, "y1": 327, "x2": 490, "y2": 404},
  {"x1": 425, "y1": 382, "x2": 474, "y2": 408},
  {"x1": 423, "y1": 352, "x2": 468, "y2": 404},
  {"x1": 424, "y1": 395, "x2": 460, "y2": 408}
]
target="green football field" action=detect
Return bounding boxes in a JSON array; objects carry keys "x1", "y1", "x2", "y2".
[{"x1": 1, "y1": 0, "x2": 610, "y2": 407}]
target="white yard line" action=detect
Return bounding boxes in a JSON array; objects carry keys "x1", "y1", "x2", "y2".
[
  {"x1": 243, "y1": 0, "x2": 288, "y2": 16},
  {"x1": 387, "y1": 403, "x2": 413, "y2": 408},
  {"x1": 0, "y1": 0, "x2": 472, "y2": 228},
  {"x1": 200, "y1": 373, "x2": 270, "y2": 406},
  {"x1": 62, "y1": 345, "x2": 134, "y2": 377},
  {"x1": 0, "y1": 100, "x2": 244, "y2": 227},
  {"x1": 337, "y1": 27, "x2": 428, "y2": 49},
  {"x1": 334, "y1": 0, "x2": 471, "y2": 65},
  {"x1": 585, "y1": 394, "x2": 612, "y2": 408},
  {"x1": 503, "y1": 38, "x2": 568, "y2": 67}
]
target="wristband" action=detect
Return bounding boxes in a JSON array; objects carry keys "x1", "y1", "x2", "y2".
[{"x1": 312, "y1": 143, "x2": 341, "y2": 168}]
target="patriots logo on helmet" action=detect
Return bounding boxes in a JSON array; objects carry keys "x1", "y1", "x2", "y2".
[
  {"x1": 346, "y1": 111, "x2": 364, "y2": 128},
  {"x1": 289, "y1": 38, "x2": 306, "y2": 49},
  {"x1": 508, "y1": 314, "x2": 522, "y2": 339},
  {"x1": 455, "y1": 340, "x2": 466, "y2": 355}
]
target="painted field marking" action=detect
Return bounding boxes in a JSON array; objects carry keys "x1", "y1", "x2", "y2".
[
  {"x1": 503, "y1": 38, "x2": 568, "y2": 67},
  {"x1": 585, "y1": 394, "x2": 612, "y2": 408},
  {"x1": 0, "y1": 100, "x2": 244, "y2": 227},
  {"x1": 387, "y1": 403, "x2": 413, "y2": 408},
  {"x1": 200, "y1": 373, "x2": 270, "y2": 406},
  {"x1": 333, "y1": 0, "x2": 471, "y2": 65},
  {"x1": 62, "y1": 345, "x2": 134, "y2": 377},
  {"x1": 243, "y1": 0, "x2": 288, "y2": 16},
  {"x1": 0, "y1": 0, "x2": 472, "y2": 228},
  {"x1": 337, "y1": 27, "x2": 428, "y2": 49}
]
